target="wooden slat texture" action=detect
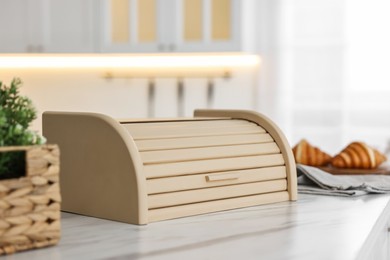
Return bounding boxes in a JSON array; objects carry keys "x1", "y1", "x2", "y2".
[
  {"x1": 148, "y1": 179, "x2": 287, "y2": 209},
  {"x1": 118, "y1": 117, "x2": 228, "y2": 124},
  {"x1": 145, "y1": 154, "x2": 285, "y2": 179},
  {"x1": 141, "y1": 143, "x2": 280, "y2": 164},
  {"x1": 136, "y1": 133, "x2": 274, "y2": 151},
  {"x1": 147, "y1": 166, "x2": 287, "y2": 194},
  {"x1": 124, "y1": 124, "x2": 265, "y2": 140},
  {"x1": 123, "y1": 119, "x2": 251, "y2": 129},
  {"x1": 148, "y1": 191, "x2": 289, "y2": 222}
]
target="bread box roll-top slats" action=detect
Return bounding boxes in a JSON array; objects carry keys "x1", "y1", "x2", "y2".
[{"x1": 43, "y1": 109, "x2": 297, "y2": 225}]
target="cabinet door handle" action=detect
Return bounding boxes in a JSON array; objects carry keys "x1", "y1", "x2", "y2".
[
  {"x1": 158, "y1": 44, "x2": 165, "y2": 51},
  {"x1": 206, "y1": 173, "x2": 239, "y2": 182},
  {"x1": 26, "y1": 45, "x2": 34, "y2": 52},
  {"x1": 36, "y1": 45, "x2": 44, "y2": 53},
  {"x1": 168, "y1": 43, "x2": 176, "y2": 51}
]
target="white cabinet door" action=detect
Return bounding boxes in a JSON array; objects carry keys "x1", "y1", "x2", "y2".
[
  {"x1": 40, "y1": 0, "x2": 96, "y2": 53},
  {"x1": 99, "y1": 0, "x2": 162, "y2": 52},
  {"x1": 0, "y1": 0, "x2": 96, "y2": 53},
  {"x1": 100, "y1": 0, "x2": 251, "y2": 53},
  {"x1": 169, "y1": 0, "x2": 242, "y2": 52},
  {"x1": 0, "y1": 0, "x2": 37, "y2": 52}
]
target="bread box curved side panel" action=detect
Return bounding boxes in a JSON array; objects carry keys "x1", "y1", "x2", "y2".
[{"x1": 43, "y1": 111, "x2": 148, "y2": 224}]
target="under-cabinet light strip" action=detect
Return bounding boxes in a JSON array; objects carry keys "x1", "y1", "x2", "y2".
[{"x1": 0, "y1": 54, "x2": 260, "y2": 68}]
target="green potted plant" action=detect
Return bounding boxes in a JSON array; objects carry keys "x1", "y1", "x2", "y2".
[
  {"x1": 0, "y1": 78, "x2": 61, "y2": 255},
  {"x1": 0, "y1": 78, "x2": 46, "y2": 179}
]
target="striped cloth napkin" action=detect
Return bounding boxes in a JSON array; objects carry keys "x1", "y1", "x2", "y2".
[{"x1": 297, "y1": 164, "x2": 390, "y2": 196}]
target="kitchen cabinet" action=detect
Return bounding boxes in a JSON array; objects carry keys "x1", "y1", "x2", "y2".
[
  {"x1": 1, "y1": 0, "x2": 254, "y2": 53},
  {"x1": 0, "y1": 0, "x2": 33, "y2": 52},
  {"x1": 0, "y1": 0, "x2": 96, "y2": 53},
  {"x1": 99, "y1": 0, "x2": 161, "y2": 52},
  {"x1": 99, "y1": 0, "x2": 255, "y2": 53}
]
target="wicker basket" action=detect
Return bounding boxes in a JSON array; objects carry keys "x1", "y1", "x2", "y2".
[{"x1": 0, "y1": 145, "x2": 61, "y2": 255}]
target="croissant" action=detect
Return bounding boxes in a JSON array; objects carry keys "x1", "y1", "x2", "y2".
[
  {"x1": 331, "y1": 142, "x2": 387, "y2": 169},
  {"x1": 292, "y1": 139, "x2": 332, "y2": 166}
]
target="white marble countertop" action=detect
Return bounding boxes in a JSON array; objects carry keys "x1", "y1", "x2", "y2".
[{"x1": 5, "y1": 194, "x2": 390, "y2": 260}]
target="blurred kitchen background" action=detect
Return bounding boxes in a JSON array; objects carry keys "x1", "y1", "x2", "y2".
[{"x1": 1, "y1": 0, "x2": 389, "y2": 155}]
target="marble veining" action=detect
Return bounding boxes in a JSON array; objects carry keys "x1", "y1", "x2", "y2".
[{"x1": 5, "y1": 194, "x2": 390, "y2": 260}]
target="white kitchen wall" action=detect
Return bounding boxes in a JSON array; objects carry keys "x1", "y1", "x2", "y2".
[
  {"x1": 344, "y1": 0, "x2": 390, "y2": 154},
  {"x1": 279, "y1": 0, "x2": 346, "y2": 154},
  {"x1": 0, "y1": 67, "x2": 256, "y2": 134},
  {"x1": 257, "y1": 0, "x2": 390, "y2": 155}
]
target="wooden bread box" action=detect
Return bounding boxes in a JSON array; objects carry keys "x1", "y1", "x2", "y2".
[{"x1": 43, "y1": 109, "x2": 297, "y2": 225}]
